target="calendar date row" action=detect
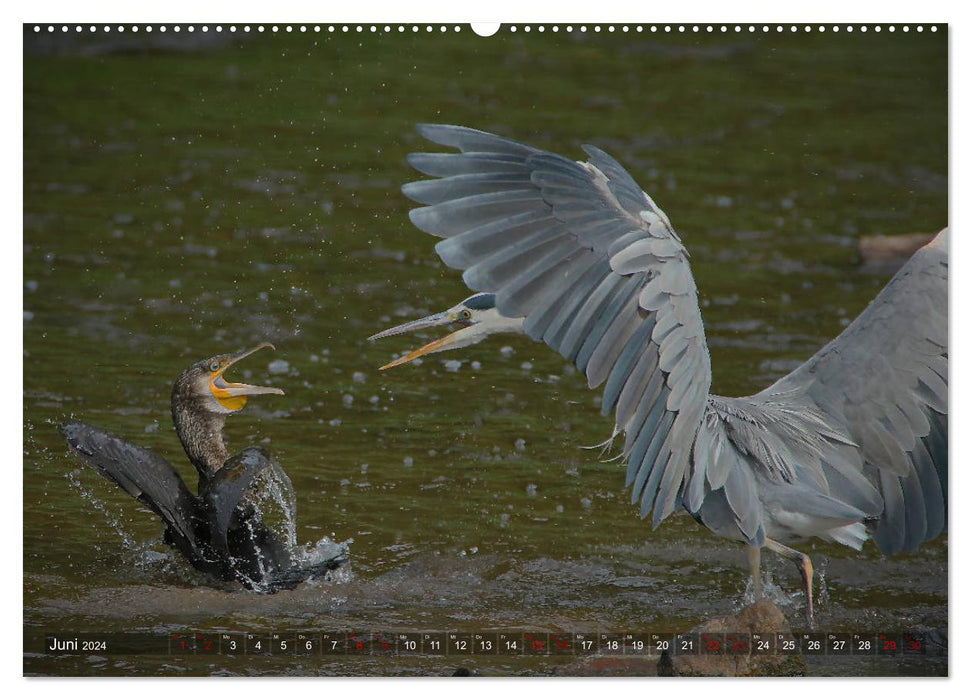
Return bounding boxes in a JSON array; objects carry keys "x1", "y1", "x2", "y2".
[{"x1": 165, "y1": 631, "x2": 933, "y2": 656}]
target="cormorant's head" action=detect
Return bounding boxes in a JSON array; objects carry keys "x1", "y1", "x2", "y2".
[
  {"x1": 174, "y1": 342, "x2": 285, "y2": 415},
  {"x1": 369, "y1": 293, "x2": 524, "y2": 369}
]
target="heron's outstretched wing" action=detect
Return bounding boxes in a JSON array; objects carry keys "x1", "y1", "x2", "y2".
[
  {"x1": 60, "y1": 421, "x2": 203, "y2": 561},
  {"x1": 403, "y1": 124, "x2": 712, "y2": 525},
  {"x1": 755, "y1": 230, "x2": 948, "y2": 554}
]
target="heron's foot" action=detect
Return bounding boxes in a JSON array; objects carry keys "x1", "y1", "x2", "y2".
[
  {"x1": 765, "y1": 538, "x2": 815, "y2": 630},
  {"x1": 800, "y1": 554, "x2": 815, "y2": 630}
]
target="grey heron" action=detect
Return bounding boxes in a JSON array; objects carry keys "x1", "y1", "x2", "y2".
[{"x1": 370, "y1": 124, "x2": 948, "y2": 627}]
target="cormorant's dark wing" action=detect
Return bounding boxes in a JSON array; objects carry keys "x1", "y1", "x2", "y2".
[
  {"x1": 204, "y1": 449, "x2": 347, "y2": 590},
  {"x1": 403, "y1": 124, "x2": 712, "y2": 526},
  {"x1": 60, "y1": 421, "x2": 203, "y2": 560},
  {"x1": 201, "y1": 447, "x2": 291, "y2": 554},
  {"x1": 201, "y1": 447, "x2": 297, "y2": 586},
  {"x1": 753, "y1": 230, "x2": 948, "y2": 553}
]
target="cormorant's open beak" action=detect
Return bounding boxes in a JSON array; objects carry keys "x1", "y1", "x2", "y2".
[
  {"x1": 210, "y1": 343, "x2": 285, "y2": 410},
  {"x1": 368, "y1": 311, "x2": 468, "y2": 370}
]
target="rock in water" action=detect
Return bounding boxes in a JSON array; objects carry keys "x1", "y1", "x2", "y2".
[
  {"x1": 658, "y1": 601, "x2": 806, "y2": 677},
  {"x1": 555, "y1": 602, "x2": 806, "y2": 677},
  {"x1": 859, "y1": 232, "x2": 934, "y2": 262}
]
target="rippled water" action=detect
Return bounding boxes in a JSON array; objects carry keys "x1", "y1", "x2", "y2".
[{"x1": 23, "y1": 27, "x2": 947, "y2": 676}]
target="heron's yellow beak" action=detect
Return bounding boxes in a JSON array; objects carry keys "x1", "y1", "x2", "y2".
[
  {"x1": 209, "y1": 342, "x2": 285, "y2": 411},
  {"x1": 369, "y1": 307, "x2": 474, "y2": 370},
  {"x1": 378, "y1": 329, "x2": 468, "y2": 370}
]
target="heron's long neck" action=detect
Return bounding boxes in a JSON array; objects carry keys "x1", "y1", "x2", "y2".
[
  {"x1": 171, "y1": 398, "x2": 228, "y2": 487},
  {"x1": 484, "y1": 308, "x2": 527, "y2": 336}
]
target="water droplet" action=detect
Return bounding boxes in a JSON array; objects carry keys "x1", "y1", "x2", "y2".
[{"x1": 268, "y1": 359, "x2": 290, "y2": 374}]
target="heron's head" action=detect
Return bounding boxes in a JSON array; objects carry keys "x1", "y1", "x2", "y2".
[
  {"x1": 174, "y1": 342, "x2": 285, "y2": 415},
  {"x1": 370, "y1": 293, "x2": 522, "y2": 370}
]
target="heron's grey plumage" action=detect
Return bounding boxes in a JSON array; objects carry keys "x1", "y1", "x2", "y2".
[
  {"x1": 751, "y1": 232, "x2": 948, "y2": 553},
  {"x1": 400, "y1": 125, "x2": 948, "y2": 564},
  {"x1": 383, "y1": 125, "x2": 947, "y2": 629},
  {"x1": 406, "y1": 124, "x2": 712, "y2": 529}
]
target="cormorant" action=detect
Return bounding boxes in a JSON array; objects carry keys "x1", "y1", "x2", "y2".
[{"x1": 61, "y1": 343, "x2": 345, "y2": 591}]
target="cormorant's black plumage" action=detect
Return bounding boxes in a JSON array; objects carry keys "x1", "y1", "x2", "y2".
[{"x1": 61, "y1": 347, "x2": 345, "y2": 591}]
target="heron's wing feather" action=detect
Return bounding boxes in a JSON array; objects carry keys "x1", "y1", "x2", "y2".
[
  {"x1": 755, "y1": 231, "x2": 948, "y2": 553},
  {"x1": 60, "y1": 421, "x2": 203, "y2": 559},
  {"x1": 404, "y1": 124, "x2": 712, "y2": 525}
]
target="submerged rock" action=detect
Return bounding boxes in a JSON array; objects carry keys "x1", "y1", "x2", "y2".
[
  {"x1": 555, "y1": 602, "x2": 806, "y2": 677},
  {"x1": 859, "y1": 232, "x2": 934, "y2": 262},
  {"x1": 659, "y1": 602, "x2": 805, "y2": 677}
]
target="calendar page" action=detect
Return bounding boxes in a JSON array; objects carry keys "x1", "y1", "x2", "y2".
[{"x1": 22, "y1": 19, "x2": 948, "y2": 679}]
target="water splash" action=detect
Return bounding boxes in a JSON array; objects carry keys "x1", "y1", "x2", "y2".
[
  {"x1": 67, "y1": 469, "x2": 138, "y2": 551},
  {"x1": 251, "y1": 461, "x2": 298, "y2": 550},
  {"x1": 231, "y1": 461, "x2": 351, "y2": 592},
  {"x1": 816, "y1": 557, "x2": 830, "y2": 608},
  {"x1": 742, "y1": 569, "x2": 801, "y2": 612},
  {"x1": 295, "y1": 536, "x2": 354, "y2": 583}
]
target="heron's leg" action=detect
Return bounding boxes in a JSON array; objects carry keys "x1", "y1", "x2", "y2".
[
  {"x1": 747, "y1": 545, "x2": 763, "y2": 600},
  {"x1": 764, "y1": 538, "x2": 814, "y2": 629}
]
